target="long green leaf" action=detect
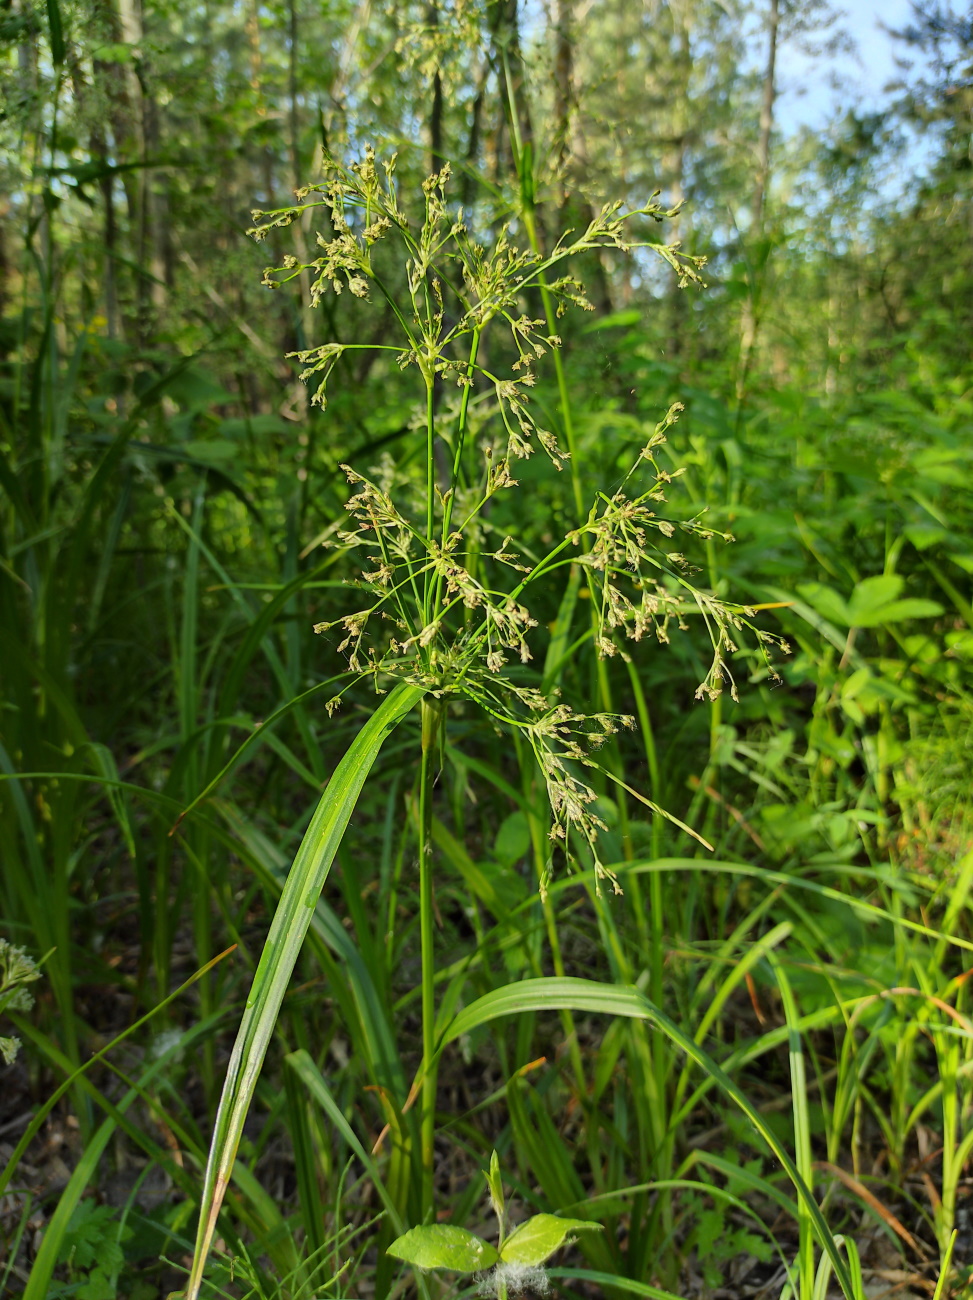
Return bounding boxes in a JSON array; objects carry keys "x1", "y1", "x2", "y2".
[
  {"x1": 770, "y1": 953, "x2": 816, "y2": 1300},
  {"x1": 185, "y1": 681, "x2": 424, "y2": 1300},
  {"x1": 437, "y1": 977, "x2": 856, "y2": 1300},
  {"x1": 549, "y1": 1267, "x2": 686, "y2": 1300}
]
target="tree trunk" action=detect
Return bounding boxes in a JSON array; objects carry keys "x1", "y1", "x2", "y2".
[
  {"x1": 287, "y1": 0, "x2": 313, "y2": 350},
  {"x1": 551, "y1": 0, "x2": 613, "y2": 313},
  {"x1": 553, "y1": 0, "x2": 574, "y2": 182},
  {"x1": 737, "y1": 0, "x2": 779, "y2": 400},
  {"x1": 427, "y1": 2, "x2": 444, "y2": 174},
  {"x1": 752, "y1": 0, "x2": 780, "y2": 231},
  {"x1": 461, "y1": 52, "x2": 488, "y2": 210},
  {"x1": 664, "y1": 15, "x2": 691, "y2": 362},
  {"x1": 136, "y1": 2, "x2": 171, "y2": 323}
]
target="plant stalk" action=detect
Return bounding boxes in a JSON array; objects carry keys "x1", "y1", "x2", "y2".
[{"x1": 418, "y1": 695, "x2": 443, "y2": 1213}]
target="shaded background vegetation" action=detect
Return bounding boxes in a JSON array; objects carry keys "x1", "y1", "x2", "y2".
[{"x1": 1, "y1": 0, "x2": 972, "y2": 1297}]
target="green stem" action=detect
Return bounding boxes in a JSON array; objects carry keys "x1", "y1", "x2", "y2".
[
  {"x1": 520, "y1": 210, "x2": 584, "y2": 523},
  {"x1": 512, "y1": 730, "x2": 587, "y2": 1095},
  {"x1": 423, "y1": 375, "x2": 436, "y2": 631},
  {"x1": 418, "y1": 696, "x2": 442, "y2": 1214},
  {"x1": 432, "y1": 330, "x2": 481, "y2": 619},
  {"x1": 442, "y1": 330, "x2": 481, "y2": 541}
]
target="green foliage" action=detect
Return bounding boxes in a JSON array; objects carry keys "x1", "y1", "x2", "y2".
[
  {"x1": 58, "y1": 1200, "x2": 131, "y2": 1299},
  {"x1": 387, "y1": 1158, "x2": 604, "y2": 1296},
  {"x1": 1, "y1": 3, "x2": 971, "y2": 1300},
  {"x1": 388, "y1": 1224, "x2": 501, "y2": 1272},
  {"x1": 681, "y1": 1188, "x2": 773, "y2": 1290}
]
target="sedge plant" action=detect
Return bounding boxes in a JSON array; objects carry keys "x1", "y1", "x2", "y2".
[{"x1": 183, "y1": 147, "x2": 787, "y2": 1298}]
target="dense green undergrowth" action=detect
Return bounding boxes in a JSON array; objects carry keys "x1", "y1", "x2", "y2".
[{"x1": 3, "y1": 5, "x2": 973, "y2": 1298}]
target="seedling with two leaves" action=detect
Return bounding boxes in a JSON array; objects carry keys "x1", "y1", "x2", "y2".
[{"x1": 387, "y1": 1152, "x2": 602, "y2": 1298}]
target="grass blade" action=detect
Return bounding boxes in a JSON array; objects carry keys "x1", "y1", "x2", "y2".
[
  {"x1": 185, "y1": 681, "x2": 424, "y2": 1300},
  {"x1": 769, "y1": 953, "x2": 816, "y2": 1300}
]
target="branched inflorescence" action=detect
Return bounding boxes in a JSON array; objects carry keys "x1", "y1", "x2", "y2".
[{"x1": 250, "y1": 149, "x2": 784, "y2": 890}]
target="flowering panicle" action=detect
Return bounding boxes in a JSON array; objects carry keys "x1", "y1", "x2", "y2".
[{"x1": 252, "y1": 148, "x2": 780, "y2": 888}]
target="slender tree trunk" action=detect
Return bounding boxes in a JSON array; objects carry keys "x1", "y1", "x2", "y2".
[
  {"x1": 246, "y1": 0, "x2": 275, "y2": 204},
  {"x1": 135, "y1": 2, "x2": 171, "y2": 324},
  {"x1": 288, "y1": 0, "x2": 302, "y2": 190},
  {"x1": 427, "y1": 2, "x2": 444, "y2": 174},
  {"x1": 737, "y1": 0, "x2": 779, "y2": 400},
  {"x1": 487, "y1": 0, "x2": 549, "y2": 268},
  {"x1": 551, "y1": 0, "x2": 613, "y2": 313},
  {"x1": 286, "y1": 0, "x2": 313, "y2": 349},
  {"x1": 89, "y1": 0, "x2": 140, "y2": 339},
  {"x1": 461, "y1": 52, "x2": 488, "y2": 210},
  {"x1": 115, "y1": 0, "x2": 152, "y2": 341},
  {"x1": 66, "y1": 43, "x2": 121, "y2": 336},
  {"x1": 553, "y1": 0, "x2": 574, "y2": 183},
  {"x1": 664, "y1": 16, "x2": 691, "y2": 361},
  {"x1": 487, "y1": 0, "x2": 535, "y2": 168},
  {"x1": 0, "y1": 205, "x2": 8, "y2": 322},
  {"x1": 752, "y1": 0, "x2": 779, "y2": 231},
  {"x1": 96, "y1": 128, "x2": 121, "y2": 339},
  {"x1": 664, "y1": 132, "x2": 687, "y2": 360}
]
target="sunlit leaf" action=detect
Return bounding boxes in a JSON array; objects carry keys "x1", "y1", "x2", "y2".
[
  {"x1": 387, "y1": 1225, "x2": 499, "y2": 1273},
  {"x1": 500, "y1": 1215, "x2": 602, "y2": 1265}
]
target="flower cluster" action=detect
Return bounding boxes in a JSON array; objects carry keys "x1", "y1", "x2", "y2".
[
  {"x1": 0, "y1": 939, "x2": 42, "y2": 1065},
  {"x1": 253, "y1": 148, "x2": 779, "y2": 884}
]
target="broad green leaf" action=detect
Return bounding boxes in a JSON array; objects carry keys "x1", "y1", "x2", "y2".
[
  {"x1": 840, "y1": 668, "x2": 871, "y2": 700},
  {"x1": 185, "y1": 682, "x2": 424, "y2": 1300},
  {"x1": 869, "y1": 598, "x2": 943, "y2": 623},
  {"x1": 846, "y1": 575, "x2": 942, "y2": 626},
  {"x1": 500, "y1": 1215, "x2": 602, "y2": 1265},
  {"x1": 795, "y1": 582, "x2": 852, "y2": 628},
  {"x1": 432, "y1": 816, "x2": 524, "y2": 917},
  {"x1": 387, "y1": 1225, "x2": 499, "y2": 1273},
  {"x1": 493, "y1": 811, "x2": 531, "y2": 866},
  {"x1": 182, "y1": 438, "x2": 240, "y2": 461},
  {"x1": 903, "y1": 524, "x2": 947, "y2": 551},
  {"x1": 845, "y1": 573, "x2": 904, "y2": 624},
  {"x1": 765, "y1": 585, "x2": 858, "y2": 659},
  {"x1": 799, "y1": 576, "x2": 943, "y2": 629}
]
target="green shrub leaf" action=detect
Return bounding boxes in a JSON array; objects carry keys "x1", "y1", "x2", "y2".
[
  {"x1": 500, "y1": 1214, "x2": 603, "y2": 1265},
  {"x1": 387, "y1": 1225, "x2": 499, "y2": 1272}
]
